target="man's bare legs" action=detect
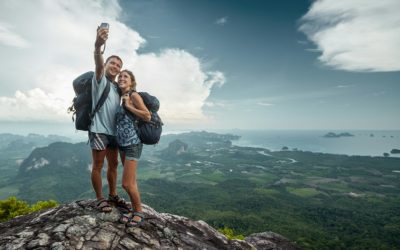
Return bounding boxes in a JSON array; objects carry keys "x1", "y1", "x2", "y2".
[
  {"x1": 91, "y1": 148, "x2": 119, "y2": 200},
  {"x1": 106, "y1": 147, "x2": 119, "y2": 197},
  {"x1": 91, "y1": 149, "x2": 107, "y2": 200}
]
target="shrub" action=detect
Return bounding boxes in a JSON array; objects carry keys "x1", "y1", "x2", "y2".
[
  {"x1": 0, "y1": 196, "x2": 58, "y2": 222},
  {"x1": 218, "y1": 226, "x2": 245, "y2": 240}
]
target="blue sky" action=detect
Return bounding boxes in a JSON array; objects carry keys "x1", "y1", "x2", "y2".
[{"x1": 0, "y1": 0, "x2": 399, "y2": 136}]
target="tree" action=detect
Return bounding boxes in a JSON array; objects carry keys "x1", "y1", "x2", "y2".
[
  {"x1": 0, "y1": 197, "x2": 30, "y2": 222},
  {"x1": 0, "y1": 197, "x2": 58, "y2": 222}
]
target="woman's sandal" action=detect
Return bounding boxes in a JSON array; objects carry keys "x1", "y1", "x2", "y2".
[
  {"x1": 126, "y1": 211, "x2": 145, "y2": 227},
  {"x1": 108, "y1": 194, "x2": 130, "y2": 210},
  {"x1": 119, "y1": 210, "x2": 132, "y2": 224},
  {"x1": 96, "y1": 198, "x2": 112, "y2": 213}
]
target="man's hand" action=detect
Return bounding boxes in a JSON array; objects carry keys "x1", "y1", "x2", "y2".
[
  {"x1": 94, "y1": 26, "x2": 108, "y2": 81},
  {"x1": 95, "y1": 27, "x2": 109, "y2": 49}
]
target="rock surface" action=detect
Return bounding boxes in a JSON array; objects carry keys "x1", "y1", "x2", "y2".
[{"x1": 0, "y1": 200, "x2": 301, "y2": 249}]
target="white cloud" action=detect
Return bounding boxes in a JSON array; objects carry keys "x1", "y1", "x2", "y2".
[
  {"x1": 335, "y1": 84, "x2": 353, "y2": 88},
  {"x1": 0, "y1": 88, "x2": 67, "y2": 121},
  {"x1": 215, "y1": 17, "x2": 228, "y2": 26},
  {"x1": 0, "y1": 22, "x2": 30, "y2": 48},
  {"x1": 204, "y1": 101, "x2": 229, "y2": 108},
  {"x1": 299, "y1": 0, "x2": 400, "y2": 72},
  {"x1": 0, "y1": 0, "x2": 224, "y2": 126},
  {"x1": 257, "y1": 102, "x2": 274, "y2": 107},
  {"x1": 130, "y1": 49, "x2": 225, "y2": 123},
  {"x1": 26, "y1": 157, "x2": 49, "y2": 171}
]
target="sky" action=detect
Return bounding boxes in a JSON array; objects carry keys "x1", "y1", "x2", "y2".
[{"x1": 0, "y1": 0, "x2": 399, "y2": 137}]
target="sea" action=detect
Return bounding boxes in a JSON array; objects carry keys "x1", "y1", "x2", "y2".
[
  {"x1": 0, "y1": 122, "x2": 399, "y2": 157},
  {"x1": 224, "y1": 130, "x2": 400, "y2": 158}
]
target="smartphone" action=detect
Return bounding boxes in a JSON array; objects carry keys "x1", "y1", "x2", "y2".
[{"x1": 99, "y1": 23, "x2": 109, "y2": 30}]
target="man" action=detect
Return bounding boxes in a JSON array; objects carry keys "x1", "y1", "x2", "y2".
[{"x1": 90, "y1": 25, "x2": 128, "y2": 212}]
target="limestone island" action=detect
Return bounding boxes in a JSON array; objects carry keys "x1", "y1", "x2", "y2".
[
  {"x1": 390, "y1": 149, "x2": 400, "y2": 154},
  {"x1": 323, "y1": 132, "x2": 354, "y2": 138}
]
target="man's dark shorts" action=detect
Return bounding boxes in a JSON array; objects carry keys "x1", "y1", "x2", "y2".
[{"x1": 88, "y1": 132, "x2": 118, "y2": 150}]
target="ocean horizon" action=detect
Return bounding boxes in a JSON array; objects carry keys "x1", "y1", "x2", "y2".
[
  {"x1": 0, "y1": 122, "x2": 399, "y2": 157},
  {"x1": 223, "y1": 129, "x2": 400, "y2": 158}
]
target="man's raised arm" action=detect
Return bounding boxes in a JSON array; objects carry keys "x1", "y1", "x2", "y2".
[{"x1": 94, "y1": 27, "x2": 108, "y2": 82}]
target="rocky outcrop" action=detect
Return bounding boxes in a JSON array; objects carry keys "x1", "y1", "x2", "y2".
[
  {"x1": 159, "y1": 139, "x2": 189, "y2": 158},
  {"x1": 0, "y1": 200, "x2": 300, "y2": 250}
]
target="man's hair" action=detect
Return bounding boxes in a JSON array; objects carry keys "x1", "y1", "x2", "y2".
[{"x1": 105, "y1": 55, "x2": 123, "y2": 66}]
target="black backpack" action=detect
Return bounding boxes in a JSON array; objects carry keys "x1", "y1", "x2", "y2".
[
  {"x1": 125, "y1": 91, "x2": 163, "y2": 145},
  {"x1": 68, "y1": 71, "x2": 110, "y2": 131}
]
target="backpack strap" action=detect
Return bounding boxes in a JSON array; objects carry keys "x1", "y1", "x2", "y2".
[
  {"x1": 89, "y1": 79, "x2": 111, "y2": 127},
  {"x1": 124, "y1": 90, "x2": 138, "y2": 123}
]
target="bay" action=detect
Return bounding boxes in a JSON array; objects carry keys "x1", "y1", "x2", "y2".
[{"x1": 225, "y1": 130, "x2": 400, "y2": 157}]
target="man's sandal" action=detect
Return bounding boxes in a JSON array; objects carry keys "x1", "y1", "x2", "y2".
[
  {"x1": 108, "y1": 194, "x2": 130, "y2": 210},
  {"x1": 96, "y1": 198, "x2": 112, "y2": 213},
  {"x1": 126, "y1": 211, "x2": 145, "y2": 227}
]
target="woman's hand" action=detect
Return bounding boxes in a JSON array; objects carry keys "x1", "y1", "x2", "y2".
[{"x1": 122, "y1": 94, "x2": 133, "y2": 108}]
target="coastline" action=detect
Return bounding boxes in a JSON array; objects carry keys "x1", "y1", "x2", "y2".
[{"x1": 229, "y1": 130, "x2": 400, "y2": 158}]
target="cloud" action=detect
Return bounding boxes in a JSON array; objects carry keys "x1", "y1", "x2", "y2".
[
  {"x1": 297, "y1": 40, "x2": 309, "y2": 45},
  {"x1": 215, "y1": 17, "x2": 228, "y2": 26},
  {"x1": 299, "y1": 0, "x2": 400, "y2": 72},
  {"x1": 257, "y1": 102, "x2": 274, "y2": 107},
  {"x1": 0, "y1": 88, "x2": 67, "y2": 122},
  {"x1": 130, "y1": 49, "x2": 225, "y2": 123},
  {"x1": 204, "y1": 101, "x2": 229, "y2": 108},
  {"x1": 0, "y1": 0, "x2": 224, "y2": 125},
  {"x1": 0, "y1": 22, "x2": 30, "y2": 48},
  {"x1": 367, "y1": 91, "x2": 386, "y2": 97},
  {"x1": 335, "y1": 84, "x2": 353, "y2": 88}
]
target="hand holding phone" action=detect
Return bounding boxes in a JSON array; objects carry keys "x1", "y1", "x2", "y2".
[
  {"x1": 95, "y1": 23, "x2": 109, "y2": 52},
  {"x1": 99, "y1": 23, "x2": 109, "y2": 30}
]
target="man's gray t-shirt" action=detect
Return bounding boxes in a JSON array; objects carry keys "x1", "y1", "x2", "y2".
[{"x1": 89, "y1": 74, "x2": 120, "y2": 136}]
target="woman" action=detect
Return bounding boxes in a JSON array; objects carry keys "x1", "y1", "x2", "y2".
[{"x1": 116, "y1": 69, "x2": 151, "y2": 227}]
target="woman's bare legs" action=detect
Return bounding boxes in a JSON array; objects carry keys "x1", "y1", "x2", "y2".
[{"x1": 121, "y1": 156, "x2": 143, "y2": 222}]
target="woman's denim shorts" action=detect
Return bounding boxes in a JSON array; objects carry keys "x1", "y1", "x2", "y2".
[{"x1": 119, "y1": 143, "x2": 143, "y2": 161}]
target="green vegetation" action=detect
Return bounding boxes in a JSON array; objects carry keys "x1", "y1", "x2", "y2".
[
  {"x1": 0, "y1": 196, "x2": 58, "y2": 222},
  {"x1": 286, "y1": 187, "x2": 321, "y2": 197},
  {"x1": 218, "y1": 226, "x2": 245, "y2": 240},
  {"x1": 0, "y1": 131, "x2": 399, "y2": 249}
]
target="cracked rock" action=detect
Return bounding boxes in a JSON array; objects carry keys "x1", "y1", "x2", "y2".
[{"x1": 0, "y1": 199, "x2": 300, "y2": 250}]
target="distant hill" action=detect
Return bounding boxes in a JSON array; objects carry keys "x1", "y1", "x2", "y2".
[
  {"x1": 0, "y1": 133, "x2": 71, "y2": 157},
  {"x1": 0, "y1": 134, "x2": 73, "y2": 199},
  {"x1": 0, "y1": 133, "x2": 70, "y2": 148},
  {"x1": 158, "y1": 139, "x2": 189, "y2": 159},
  {"x1": 158, "y1": 131, "x2": 239, "y2": 149},
  {"x1": 16, "y1": 142, "x2": 92, "y2": 202},
  {"x1": 323, "y1": 132, "x2": 354, "y2": 138}
]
